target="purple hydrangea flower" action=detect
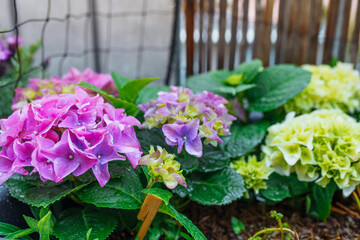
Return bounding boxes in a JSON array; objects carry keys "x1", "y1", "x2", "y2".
[
  {"x1": 139, "y1": 86, "x2": 235, "y2": 157},
  {"x1": 0, "y1": 87, "x2": 143, "y2": 186}
]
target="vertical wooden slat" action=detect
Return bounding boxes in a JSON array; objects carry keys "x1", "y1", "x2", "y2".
[
  {"x1": 186, "y1": 0, "x2": 195, "y2": 76},
  {"x1": 207, "y1": 0, "x2": 215, "y2": 71},
  {"x1": 258, "y1": 0, "x2": 274, "y2": 66},
  {"x1": 285, "y1": 0, "x2": 299, "y2": 63},
  {"x1": 199, "y1": 0, "x2": 204, "y2": 73},
  {"x1": 240, "y1": 0, "x2": 249, "y2": 62},
  {"x1": 275, "y1": 0, "x2": 287, "y2": 64},
  {"x1": 218, "y1": 0, "x2": 227, "y2": 69},
  {"x1": 322, "y1": 0, "x2": 340, "y2": 63},
  {"x1": 351, "y1": 0, "x2": 360, "y2": 65},
  {"x1": 338, "y1": 0, "x2": 352, "y2": 61},
  {"x1": 294, "y1": 0, "x2": 311, "y2": 65},
  {"x1": 229, "y1": 0, "x2": 239, "y2": 70},
  {"x1": 252, "y1": 0, "x2": 264, "y2": 59},
  {"x1": 307, "y1": 0, "x2": 322, "y2": 64}
]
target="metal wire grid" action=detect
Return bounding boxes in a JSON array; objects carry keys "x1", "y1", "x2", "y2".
[{"x1": 0, "y1": 0, "x2": 180, "y2": 90}]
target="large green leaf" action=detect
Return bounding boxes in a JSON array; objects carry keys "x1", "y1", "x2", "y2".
[
  {"x1": 175, "y1": 167, "x2": 245, "y2": 205},
  {"x1": 110, "y1": 72, "x2": 131, "y2": 92},
  {"x1": 186, "y1": 72, "x2": 225, "y2": 93},
  {"x1": 142, "y1": 188, "x2": 173, "y2": 205},
  {"x1": 53, "y1": 207, "x2": 117, "y2": 240},
  {"x1": 160, "y1": 204, "x2": 206, "y2": 240},
  {"x1": 135, "y1": 86, "x2": 171, "y2": 105},
  {"x1": 246, "y1": 64, "x2": 311, "y2": 112},
  {"x1": 233, "y1": 59, "x2": 263, "y2": 83},
  {"x1": 118, "y1": 77, "x2": 158, "y2": 103},
  {"x1": 221, "y1": 121, "x2": 269, "y2": 159},
  {"x1": 306, "y1": 181, "x2": 338, "y2": 221},
  {"x1": 260, "y1": 173, "x2": 309, "y2": 202},
  {"x1": 197, "y1": 144, "x2": 230, "y2": 172},
  {"x1": 0, "y1": 222, "x2": 21, "y2": 236},
  {"x1": 78, "y1": 81, "x2": 139, "y2": 116},
  {"x1": 5, "y1": 177, "x2": 88, "y2": 207},
  {"x1": 136, "y1": 128, "x2": 199, "y2": 173},
  {"x1": 76, "y1": 170, "x2": 144, "y2": 209}
]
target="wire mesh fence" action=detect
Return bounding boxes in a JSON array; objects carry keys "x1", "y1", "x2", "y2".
[{"x1": 0, "y1": 0, "x2": 179, "y2": 91}]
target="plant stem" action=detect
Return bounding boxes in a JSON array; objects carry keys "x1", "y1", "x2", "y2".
[
  {"x1": 277, "y1": 218, "x2": 284, "y2": 240},
  {"x1": 353, "y1": 191, "x2": 360, "y2": 212},
  {"x1": 146, "y1": 178, "x2": 156, "y2": 188},
  {"x1": 251, "y1": 228, "x2": 295, "y2": 239}
]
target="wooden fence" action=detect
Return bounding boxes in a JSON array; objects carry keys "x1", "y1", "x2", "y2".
[{"x1": 184, "y1": 0, "x2": 360, "y2": 76}]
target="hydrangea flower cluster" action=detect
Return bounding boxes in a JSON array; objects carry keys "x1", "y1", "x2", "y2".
[
  {"x1": 12, "y1": 67, "x2": 117, "y2": 111},
  {"x1": 0, "y1": 87, "x2": 142, "y2": 186},
  {"x1": 262, "y1": 109, "x2": 360, "y2": 196},
  {"x1": 284, "y1": 62, "x2": 360, "y2": 114},
  {"x1": 138, "y1": 87, "x2": 236, "y2": 157},
  {"x1": 139, "y1": 145, "x2": 186, "y2": 189},
  {"x1": 230, "y1": 155, "x2": 273, "y2": 197}
]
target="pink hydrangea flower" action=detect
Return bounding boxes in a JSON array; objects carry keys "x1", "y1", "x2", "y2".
[
  {"x1": 0, "y1": 87, "x2": 142, "y2": 186},
  {"x1": 139, "y1": 87, "x2": 236, "y2": 157},
  {"x1": 12, "y1": 67, "x2": 117, "y2": 111}
]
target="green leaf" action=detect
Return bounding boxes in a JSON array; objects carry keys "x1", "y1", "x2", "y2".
[
  {"x1": 186, "y1": 72, "x2": 225, "y2": 93},
  {"x1": 260, "y1": 173, "x2": 310, "y2": 202},
  {"x1": 161, "y1": 204, "x2": 206, "y2": 240},
  {"x1": 215, "y1": 84, "x2": 256, "y2": 96},
  {"x1": 0, "y1": 222, "x2": 21, "y2": 236},
  {"x1": 5, "y1": 228, "x2": 35, "y2": 239},
  {"x1": 76, "y1": 170, "x2": 144, "y2": 209},
  {"x1": 246, "y1": 64, "x2": 311, "y2": 112},
  {"x1": 78, "y1": 81, "x2": 139, "y2": 116},
  {"x1": 197, "y1": 145, "x2": 230, "y2": 172},
  {"x1": 23, "y1": 216, "x2": 39, "y2": 230},
  {"x1": 175, "y1": 167, "x2": 245, "y2": 205},
  {"x1": 180, "y1": 232, "x2": 193, "y2": 240},
  {"x1": 111, "y1": 72, "x2": 131, "y2": 92},
  {"x1": 118, "y1": 77, "x2": 158, "y2": 103},
  {"x1": 5, "y1": 177, "x2": 88, "y2": 207},
  {"x1": 142, "y1": 188, "x2": 173, "y2": 205},
  {"x1": 53, "y1": 207, "x2": 117, "y2": 240},
  {"x1": 306, "y1": 181, "x2": 338, "y2": 221},
  {"x1": 233, "y1": 59, "x2": 263, "y2": 83},
  {"x1": 135, "y1": 86, "x2": 171, "y2": 105},
  {"x1": 37, "y1": 211, "x2": 52, "y2": 240},
  {"x1": 231, "y1": 217, "x2": 245, "y2": 234},
  {"x1": 221, "y1": 121, "x2": 269, "y2": 159},
  {"x1": 136, "y1": 128, "x2": 199, "y2": 173}
]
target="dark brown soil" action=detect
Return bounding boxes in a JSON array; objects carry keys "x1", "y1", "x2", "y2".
[{"x1": 184, "y1": 202, "x2": 360, "y2": 240}]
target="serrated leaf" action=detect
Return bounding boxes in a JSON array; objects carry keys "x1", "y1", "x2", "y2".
[
  {"x1": 221, "y1": 121, "x2": 269, "y2": 159},
  {"x1": 38, "y1": 211, "x2": 52, "y2": 240},
  {"x1": 78, "y1": 81, "x2": 139, "y2": 116},
  {"x1": 176, "y1": 167, "x2": 245, "y2": 205},
  {"x1": 118, "y1": 77, "x2": 158, "y2": 103},
  {"x1": 233, "y1": 59, "x2": 263, "y2": 83},
  {"x1": 215, "y1": 84, "x2": 256, "y2": 96},
  {"x1": 246, "y1": 64, "x2": 311, "y2": 112},
  {"x1": 53, "y1": 207, "x2": 117, "y2": 240},
  {"x1": 186, "y1": 72, "x2": 225, "y2": 93},
  {"x1": 0, "y1": 222, "x2": 21, "y2": 236},
  {"x1": 142, "y1": 188, "x2": 173, "y2": 205},
  {"x1": 306, "y1": 181, "x2": 338, "y2": 221},
  {"x1": 5, "y1": 177, "x2": 88, "y2": 208},
  {"x1": 135, "y1": 86, "x2": 171, "y2": 105},
  {"x1": 260, "y1": 173, "x2": 310, "y2": 202},
  {"x1": 161, "y1": 204, "x2": 206, "y2": 240},
  {"x1": 110, "y1": 72, "x2": 131, "y2": 92},
  {"x1": 76, "y1": 170, "x2": 144, "y2": 209},
  {"x1": 197, "y1": 145, "x2": 230, "y2": 172}
]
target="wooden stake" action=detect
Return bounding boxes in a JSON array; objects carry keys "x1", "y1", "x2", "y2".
[{"x1": 136, "y1": 194, "x2": 163, "y2": 240}]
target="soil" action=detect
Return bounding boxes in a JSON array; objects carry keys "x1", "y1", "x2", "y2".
[{"x1": 184, "y1": 201, "x2": 360, "y2": 240}]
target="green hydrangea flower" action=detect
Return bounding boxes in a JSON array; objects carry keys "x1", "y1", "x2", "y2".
[
  {"x1": 262, "y1": 109, "x2": 360, "y2": 196},
  {"x1": 284, "y1": 62, "x2": 360, "y2": 114},
  {"x1": 230, "y1": 155, "x2": 274, "y2": 197}
]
